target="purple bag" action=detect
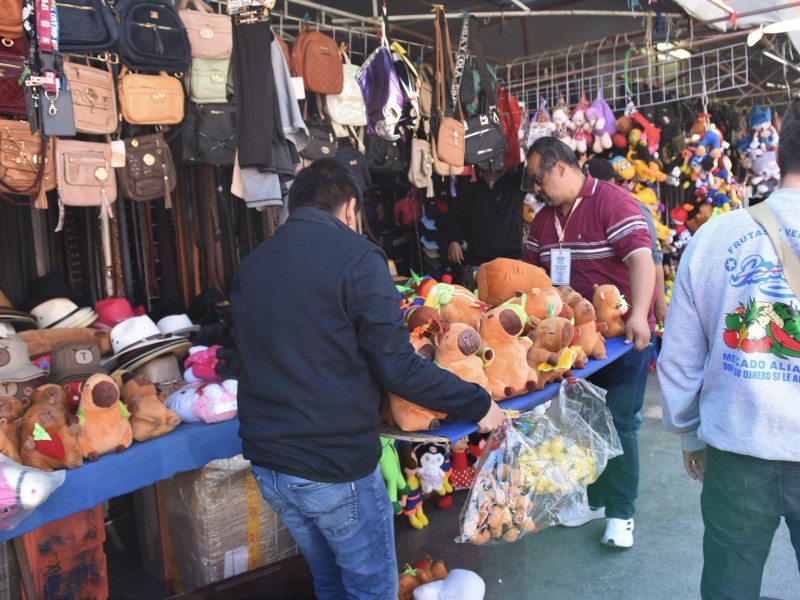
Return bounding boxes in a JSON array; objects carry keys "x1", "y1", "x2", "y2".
[{"x1": 357, "y1": 41, "x2": 405, "y2": 141}]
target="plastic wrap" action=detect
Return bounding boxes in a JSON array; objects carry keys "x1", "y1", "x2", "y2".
[
  {"x1": 457, "y1": 378, "x2": 622, "y2": 545},
  {"x1": 0, "y1": 454, "x2": 65, "y2": 531},
  {"x1": 161, "y1": 455, "x2": 299, "y2": 590}
]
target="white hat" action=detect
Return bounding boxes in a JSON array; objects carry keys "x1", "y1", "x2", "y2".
[
  {"x1": 157, "y1": 314, "x2": 200, "y2": 338},
  {"x1": 30, "y1": 298, "x2": 98, "y2": 329},
  {"x1": 103, "y1": 315, "x2": 178, "y2": 371},
  {"x1": 0, "y1": 322, "x2": 14, "y2": 337},
  {"x1": 0, "y1": 335, "x2": 46, "y2": 382}
]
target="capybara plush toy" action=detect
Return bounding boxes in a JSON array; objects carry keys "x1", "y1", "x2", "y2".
[
  {"x1": 19, "y1": 392, "x2": 83, "y2": 471},
  {"x1": 479, "y1": 305, "x2": 538, "y2": 400},
  {"x1": 120, "y1": 373, "x2": 181, "y2": 442},
  {"x1": 77, "y1": 374, "x2": 133, "y2": 461},
  {"x1": 573, "y1": 299, "x2": 608, "y2": 360},
  {"x1": 592, "y1": 284, "x2": 629, "y2": 338}
]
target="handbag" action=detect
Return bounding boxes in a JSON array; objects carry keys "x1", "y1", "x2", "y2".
[
  {"x1": 325, "y1": 47, "x2": 367, "y2": 127},
  {"x1": 301, "y1": 120, "x2": 337, "y2": 161},
  {"x1": 430, "y1": 135, "x2": 464, "y2": 177},
  {"x1": 41, "y1": 89, "x2": 77, "y2": 138},
  {"x1": 55, "y1": 0, "x2": 119, "y2": 54},
  {"x1": 418, "y1": 63, "x2": 434, "y2": 119},
  {"x1": 365, "y1": 134, "x2": 406, "y2": 175},
  {"x1": 117, "y1": 67, "x2": 185, "y2": 125},
  {"x1": 64, "y1": 59, "x2": 118, "y2": 135},
  {"x1": 408, "y1": 136, "x2": 434, "y2": 196},
  {"x1": 178, "y1": 0, "x2": 232, "y2": 60},
  {"x1": 54, "y1": 139, "x2": 116, "y2": 209},
  {"x1": 291, "y1": 22, "x2": 343, "y2": 95},
  {"x1": 187, "y1": 57, "x2": 229, "y2": 104},
  {"x1": 115, "y1": 0, "x2": 191, "y2": 72},
  {"x1": 393, "y1": 187, "x2": 422, "y2": 226},
  {"x1": 747, "y1": 202, "x2": 800, "y2": 299},
  {"x1": 118, "y1": 132, "x2": 176, "y2": 206},
  {"x1": 0, "y1": 50, "x2": 26, "y2": 118},
  {"x1": 432, "y1": 6, "x2": 465, "y2": 169},
  {"x1": 180, "y1": 102, "x2": 236, "y2": 166},
  {"x1": 0, "y1": 0, "x2": 23, "y2": 42},
  {"x1": 0, "y1": 118, "x2": 55, "y2": 207}
]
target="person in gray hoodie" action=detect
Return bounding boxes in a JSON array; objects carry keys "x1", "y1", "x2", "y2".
[{"x1": 659, "y1": 97, "x2": 800, "y2": 600}]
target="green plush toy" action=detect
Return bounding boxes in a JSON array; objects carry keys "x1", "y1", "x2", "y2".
[{"x1": 379, "y1": 437, "x2": 410, "y2": 514}]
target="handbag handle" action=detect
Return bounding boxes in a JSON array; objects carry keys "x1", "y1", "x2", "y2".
[
  {"x1": 468, "y1": 20, "x2": 498, "y2": 113},
  {"x1": 440, "y1": 8, "x2": 464, "y2": 122},
  {"x1": 747, "y1": 201, "x2": 800, "y2": 299},
  {"x1": 178, "y1": 0, "x2": 213, "y2": 13}
]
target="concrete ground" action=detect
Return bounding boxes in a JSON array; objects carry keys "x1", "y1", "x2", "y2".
[{"x1": 395, "y1": 371, "x2": 800, "y2": 600}]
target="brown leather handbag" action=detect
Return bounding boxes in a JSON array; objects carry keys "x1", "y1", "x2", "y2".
[
  {"x1": 432, "y1": 6, "x2": 465, "y2": 169},
  {"x1": 54, "y1": 139, "x2": 116, "y2": 209},
  {"x1": 0, "y1": 0, "x2": 23, "y2": 42},
  {"x1": 0, "y1": 118, "x2": 56, "y2": 208},
  {"x1": 178, "y1": 0, "x2": 232, "y2": 59},
  {"x1": 64, "y1": 60, "x2": 118, "y2": 135},
  {"x1": 118, "y1": 132, "x2": 176, "y2": 207},
  {"x1": 117, "y1": 67, "x2": 185, "y2": 125}
]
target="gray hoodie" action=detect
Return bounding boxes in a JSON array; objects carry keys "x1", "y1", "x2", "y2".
[{"x1": 659, "y1": 189, "x2": 800, "y2": 461}]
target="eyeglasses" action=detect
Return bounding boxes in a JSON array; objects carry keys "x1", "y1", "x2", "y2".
[{"x1": 531, "y1": 167, "x2": 549, "y2": 186}]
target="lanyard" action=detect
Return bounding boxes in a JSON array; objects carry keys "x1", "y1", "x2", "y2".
[
  {"x1": 553, "y1": 179, "x2": 597, "y2": 245},
  {"x1": 34, "y1": 0, "x2": 59, "y2": 93}
]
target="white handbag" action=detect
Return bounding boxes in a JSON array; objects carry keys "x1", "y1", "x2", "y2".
[{"x1": 325, "y1": 48, "x2": 367, "y2": 127}]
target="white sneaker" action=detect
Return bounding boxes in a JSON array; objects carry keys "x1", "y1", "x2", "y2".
[
  {"x1": 557, "y1": 505, "x2": 606, "y2": 527},
  {"x1": 601, "y1": 517, "x2": 634, "y2": 548}
]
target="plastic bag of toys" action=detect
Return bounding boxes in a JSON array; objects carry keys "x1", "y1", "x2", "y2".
[
  {"x1": 0, "y1": 454, "x2": 66, "y2": 530},
  {"x1": 456, "y1": 378, "x2": 622, "y2": 545}
]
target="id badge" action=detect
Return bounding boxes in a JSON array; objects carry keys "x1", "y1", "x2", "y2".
[{"x1": 550, "y1": 248, "x2": 571, "y2": 285}]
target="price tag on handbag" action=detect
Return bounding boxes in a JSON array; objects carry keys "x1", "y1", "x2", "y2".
[
  {"x1": 110, "y1": 140, "x2": 126, "y2": 168},
  {"x1": 550, "y1": 248, "x2": 572, "y2": 286}
]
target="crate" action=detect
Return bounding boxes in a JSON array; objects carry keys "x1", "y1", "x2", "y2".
[{"x1": 21, "y1": 504, "x2": 105, "y2": 572}]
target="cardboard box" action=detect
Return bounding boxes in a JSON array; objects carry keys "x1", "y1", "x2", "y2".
[{"x1": 138, "y1": 455, "x2": 299, "y2": 592}]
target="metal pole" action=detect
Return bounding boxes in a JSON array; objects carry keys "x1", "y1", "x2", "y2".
[{"x1": 387, "y1": 10, "x2": 685, "y2": 22}]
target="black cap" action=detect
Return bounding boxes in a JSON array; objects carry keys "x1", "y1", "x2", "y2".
[{"x1": 583, "y1": 158, "x2": 616, "y2": 183}]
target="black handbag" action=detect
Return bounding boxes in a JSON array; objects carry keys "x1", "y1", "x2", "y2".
[
  {"x1": 300, "y1": 120, "x2": 337, "y2": 161},
  {"x1": 366, "y1": 135, "x2": 406, "y2": 174},
  {"x1": 41, "y1": 89, "x2": 77, "y2": 138},
  {"x1": 180, "y1": 102, "x2": 237, "y2": 166},
  {"x1": 55, "y1": 0, "x2": 119, "y2": 54},
  {"x1": 115, "y1": 0, "x2": 191, "y2": 72}
]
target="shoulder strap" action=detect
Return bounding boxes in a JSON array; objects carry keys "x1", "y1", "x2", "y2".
[
  {"x1": 468, "y1": 19, "x2": 498, "y2": 112},
  {"x1": 748, "y1": 201, "x2": 800, "y2": 299},
  {"x1": 440, "y1": 8, "x2": 464, "y2": 121}
]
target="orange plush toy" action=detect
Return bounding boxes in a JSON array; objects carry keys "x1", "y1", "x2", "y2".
[
  {"x1": 424, "y1": 284, "x2": 488, "y2": 332},
  {"x1": 505, "y1": 288, "x2": 564, "y2": 331},
  {"x1": 592, "y1": 284, "x2": 629, "y2": 338},
  {"x1": 0, "y1": 395, "x2": 28, "y2": 463},
  {"x1": 120, "y1": 373, "x2": 181, "y2": 442},
  {"x1": 77, "y1": 373, "x2": 133, "y2": 461},
  {"x1": 479, "y1": 305, "x2": 538, "y2": 400},
  {"x1": 526, "y1": 317, "x2": 581, "y2": 390},
  {"x1": 19, "y1": 391, "x2": 83, "y2": 471},
  {"x1": 434, "y1": 323, "x2": 493, "y2": 394},
  {"x1": 475, "y1": 258, "x2": 551, "y2": 308},
  {"x1": 573, "y1": 299, "x2": 608, "y2": 360}
]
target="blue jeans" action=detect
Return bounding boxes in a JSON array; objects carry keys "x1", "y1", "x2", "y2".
[
  {"x1": 587, "y1": 333, "x2": 654, "y2": 519},
  {"x1": 700, "y1": 446, "x2": 800, "y2": 600},
  {"x1": 251, "y1": 464, "x2": 398, "y2": 600}
]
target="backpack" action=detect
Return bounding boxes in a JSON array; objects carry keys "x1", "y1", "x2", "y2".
[
  {"x1": 56, "y1": 0, "x2": 119, "y2": 53},
  {"x1": 291, "y1": 23, "x2": 343, "y2": 95},
  {"x1": 325, "y1": 47, "x2": 367, "y2": 127},
  {"x1": 115, "y1": 0, "x2": 191, "y2": 71}
]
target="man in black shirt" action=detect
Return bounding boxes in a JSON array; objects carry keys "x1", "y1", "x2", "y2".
[{"x1": 231, "y1": 159, "x2": 505, "y2": 600}]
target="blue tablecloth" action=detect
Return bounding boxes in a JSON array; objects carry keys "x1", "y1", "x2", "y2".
[{"x1": 0, "y1": 418, "x2": 243, "y2": 542}]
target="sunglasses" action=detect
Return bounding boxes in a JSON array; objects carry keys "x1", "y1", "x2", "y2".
[{"x1": 531, "y1": 168, "x2": 549, "y2": 186}]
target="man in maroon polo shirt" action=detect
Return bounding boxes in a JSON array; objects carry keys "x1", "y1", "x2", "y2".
[{"x1": 524, "y1": 137, "x2": 655, "y2": 548}]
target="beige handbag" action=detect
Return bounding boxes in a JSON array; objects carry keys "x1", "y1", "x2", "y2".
[
  {"x1": 408, "y1": 137, "x2": 434, "y2": 196},
  {"x1": 54, "y1": 139, "x2": 116, "y2": 212},
  {"x1": 64, "y1": 60, "x2": 118, "y2": 135},
  {"x1": 118, "y1": 67, "x2": 185, "y2": 126},
  {"x1": 431, "y1": 136, "x2": 464, "y2": 177},
  {"x1": 418, "y1": 63, "x2": 434, "y2": 119},
  {"x1": 178, "y1": 0, "x2": 232, "y2": 60},
  {"x1": 432, "y1": 6, "x2": 466, "y2": 169}
]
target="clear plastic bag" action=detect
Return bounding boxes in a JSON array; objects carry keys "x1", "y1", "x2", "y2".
[
  {"x1": 457, "y1": 378, "x2": 622, "y2": 545},
  {"x1": 0, "y1": 454, "x2": 66, "y2": 531}
]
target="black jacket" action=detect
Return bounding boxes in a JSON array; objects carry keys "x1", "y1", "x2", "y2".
[
  {"x1": 231, "y1": 207, "x2": 491, "y2": 483},
  {"x1": 445, "y1": 167, "x2": 526, "y2": 265}
]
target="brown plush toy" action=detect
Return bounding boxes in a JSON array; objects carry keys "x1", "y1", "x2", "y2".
[
  {"x1": 0, "y1": 418, "x2": 21, "y2": 463},
  {"x1": 398, "y1": 556, "x2": 448, "y2": 600},
  {"x1": 505, "y1": 288, "x2": 564, "y2": 331},
  {"x1": 425, "y1": 284, "x2": 487, "y2": 332},
  {"x1": 17, "y1": 328, "x2": 112, "y2": 358},
  {"x1": 19, "y1": 391, "x2": 83, "y2": 471},
  {"x1": 592, "y1": 284, "x2": 629, "y2": 338},
  {"x1": 573, "y1": 299, "x2": 608, "y2": 360},
  {"x1": 434, "y1": 323, "x2": 492, "y2": 394},
  {"x1": 30, "y1": 383, "x2": 72, "y2": 414},
  {"x1": 77, "y1": 373, "x2": 133, "y2": 461},
  {"x1": 0, "y1": 378, "x2": 37, "y2": 406},
  {"x1": 475, "y1": 258, "x2": 551, "y2": 307},
  {"x1": 479, "y1": 306, "x2": 538, "y2": 400},
  {"x1": 120, "y1": 373, "x2": 181, "y2": 442},
  {"x1": 526, "y1": 317, "x2": 578, "y2": 390},
  {"x1": 404, "y1": 305, "x2": 447, "y2": 337},
  {"x1": 557, "y1": 285, "x2": 585, "y2": 308}
]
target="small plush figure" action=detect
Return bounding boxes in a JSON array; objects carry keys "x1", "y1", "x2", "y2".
[
  {"x1": 506, "y1": 288, "x2": 563, "y2": 326},
  {"x1": 403, "y1": 305, "x2": 447, "y2": 337},
  {"x1": 424, "y1": 284, "x2": 487, "y2": 332},
  {"x1": 76, "y1": 373, "x2": 133, "y2": 461},
  {"x1": 526, "y1": 316, "x2": 578, "y2": 390},
  {"x1": 573, "y1": 299, "x2": 608, "y2": 360},
  {"x1": 557, "y1": 285, "x2": 584, "y2": 309},
  {"x1": 120, "y1": 373, "x2": 181, "y2": 442},
  {"x1": 475, "y1": 258, "x2": 551, "y2": 308},
  {"x1": 414, "y1": 442, "x2": 451, "y2": 498},
  {"x1": 165, "y1": 380, "x2": 238, "y2": 423},
  {"x1": 183, "y1": 345, "x2": 224, "y2": 383},
  {"x1": 0, "y1": 455, "x2": 65, "y2": 530},
  {"x1": 449, "y1": 436, "x2": 477, "y2": 490},
  {"x1": 398, "y1": 556, "x2": 448, "y2": 600},
  {"x1": 20, "y1": 391, "x2": 83, "y2": 471},
  {"x1": 379, "y1": 437, "x2": 409, "y2": 514},
  {"x1": 413, "y1": 569, "x2": 485, "y2": 600},
  {"x1": 434, "y1": 323, "x2": 492, "y2": 394},
  {"x1": 30, "y1": 384, "x2": 72, "y2": 414},
  {"x1": 398, "y1": 444, "x2": 428, "y2": 530},
  {"x1": 592, "y1": 284, "x2": 629, "y2": 338},
  {"x1": 479, "y1": 305, "x2": 537, "y2": 400},
  {"x1": 0, "y1": 419, "x2": 21, "y2": 463}
]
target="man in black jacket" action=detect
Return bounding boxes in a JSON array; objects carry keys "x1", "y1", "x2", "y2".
[{"x1": 231, "y1": 159, "x2": 505, "y2": 600}]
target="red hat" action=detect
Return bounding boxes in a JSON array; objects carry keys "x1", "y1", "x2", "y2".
[{"x1": 92, "y1": 297, "x2": 136, "y2": 330}]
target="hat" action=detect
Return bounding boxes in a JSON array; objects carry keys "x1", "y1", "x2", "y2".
[
  {"x1": 115, "y1": 337, "x2": 191, "y2": 373},
  {"x1": 30, "y1": 298, "x2": 98, "y2": 329},
  {"x1": 23, "y1": 273, "x2": 81, "y2": 312},
  {"x1": 420, "y1": 214, "x2": 437, "y2": 232},
  {"x1": 49, "y1": 342, "x2": 105, "y2": 384},
  {"x1": 0, "y1": 335, "x2": 46, "y2": 382},
  {"x1": 157, "y1": 314, "x2": 200, "y2": 338},
  {"x1": 583, "y1": 158, "x2": 616, "y2": 183},
  {"x1": 104, "y1": 315, "x2": 187, "y2": 371},
  {"x1": 132, "y1": 353, "x2": 184, "y2": 388},
  {"x1": 92, "y1": 298, "x2": 136, "y2": 330},
  {"x1": 0, "y1": 290, "x2": 36, "y2": 326},
  {"x1": 420, "y1": 236, "x2": 439, "y2": 252},
  {"x1": 423, "y1": 247, "x2": 441, "y2": 260},
  {"x1": 0, "y1": 322, "x2": 15, "y2": 338}
]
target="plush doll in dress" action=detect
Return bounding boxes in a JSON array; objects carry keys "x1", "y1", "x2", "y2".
[
  {"x1": 120, "y1": 373, "x2": 181, "y2": 442},
  {"x1": 592, "y1": 284, "x2": 629, "y2": 338},
  {"x1": 19, "y1": 390, "x2": 83, "y2": 471},
  {"x1": 550, "y1": 107, "x2": 576, "y2": 150},
  {"x1": 479, "y1": 305, "x2": 538, "y2": 400},
  {"x1": 434, "y1": 323, "x2": 492, "y2": 394},
  {"x1": 379, "y1": 437, "x2": 409, "y2": 514},
  {"x1": 398, "y1": 443, "x2": 428, "y2": 530},
  {"x1": 76, "y1": 373, "x2": 133, "y2": 461},
  {"x1": 424, "y1": 284, "x2": 487, "y2": 332},
  {"x1": 570, "y1": 108, "x2": 593, "y2": 155},
  {"x1": 475, "y1": 258, "x2": 551, "y2": 308},
  {"x1": 573, "y1": 299, "x2": 608, "y2": 360},
  {"x1": 165, "y1": 380, "x2": 238, "y2": 423},
  {"x1": 449, "y1": 436, "x2": 477, "y2": 490},
  {"x1": 526, "y1": 316, "x2": 580, "y2": 390},
  {"x1": 414, "y1": 442, "x2": 450, "y2": 497}
]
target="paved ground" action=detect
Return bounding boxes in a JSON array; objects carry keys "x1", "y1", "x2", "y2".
[{"x1": 395, "y1": 371, "x2": 800, "y2": 600}]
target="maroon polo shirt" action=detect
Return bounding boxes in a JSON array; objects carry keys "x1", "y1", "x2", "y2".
[{"x1": 523, "y1": 174, "x2": 656, "y2": 330}]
